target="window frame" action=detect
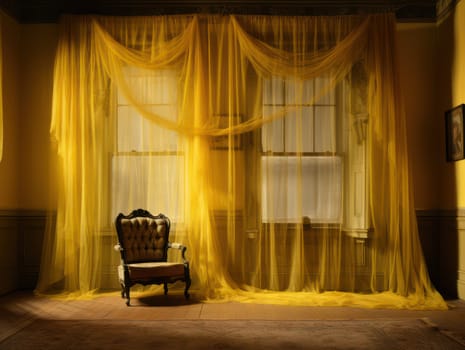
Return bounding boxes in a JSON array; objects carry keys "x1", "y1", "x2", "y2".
[
  {"x1": 260, "y1": 75, "x2": 346, "y2": 225},
  {"x1": 111, "y1": 67, "x2": 185, "y2": 224}
]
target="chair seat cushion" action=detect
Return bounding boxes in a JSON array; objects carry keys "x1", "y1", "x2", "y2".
[{"x1": 123, "y1": 262, "x2": 186, "y2": 280}]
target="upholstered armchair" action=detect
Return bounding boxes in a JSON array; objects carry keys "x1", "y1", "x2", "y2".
[{"x1": 114, "y1": 209, "x2": 191, "y2": 306}]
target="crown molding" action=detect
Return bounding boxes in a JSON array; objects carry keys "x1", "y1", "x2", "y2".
[{"x1": 1, "y1": 0, "x2": 438, "y2": 23}]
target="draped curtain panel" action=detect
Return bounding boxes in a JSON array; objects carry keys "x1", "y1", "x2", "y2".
[{"x1": 36, "y1": 13, "x2": 447, "y2": 309}]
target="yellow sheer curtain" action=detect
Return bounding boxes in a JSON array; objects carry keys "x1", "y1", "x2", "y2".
[{"x1": 36, "y1": 13, "x2": 446, "y2": 309}]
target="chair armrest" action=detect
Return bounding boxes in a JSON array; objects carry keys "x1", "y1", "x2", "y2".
[
  {"x1": 168, "y1": 242, "x2": 188, "y2": 261},
  {"x1": 114, "y1": 244, "x2": 126, "y2": 266}
]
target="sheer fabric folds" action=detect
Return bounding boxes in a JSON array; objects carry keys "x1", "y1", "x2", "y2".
[{"x1": 36, "y1": 13, "x2": 447, "y2": 309}]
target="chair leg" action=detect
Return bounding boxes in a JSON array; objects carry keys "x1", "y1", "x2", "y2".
[
  {"x1": 164, "y1": 282, "x2": 168, "y2": 295},
  {"x1": 184, "y1": 265, "x2": 191, "y2": 299},
  {"x1": 125, "y1": 285, "x2": 131, "y2": 306},
  {"x1": 184, "y1": 278, "x2": 191, "y2": 299}
]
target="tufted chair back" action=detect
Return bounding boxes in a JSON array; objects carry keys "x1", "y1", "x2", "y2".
[
  {"x1": 118, "y1": 215, "x2": 170, "y2": 263},
  {"x1": 114, "y1": 208, "x2": 190, "y2": 306}
]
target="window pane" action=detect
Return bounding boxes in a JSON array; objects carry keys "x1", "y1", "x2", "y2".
[
  {"x1": 262, "y1": 106, "x2": 284, "y2": 152},
  {"x1": 261, "y1": 156, "x2": 342, "y2": 223},
  {"x1": 261, "y1": 156, "x2": 294, "y2": 222},
  {"x1": 285, "y1": 107, "x2": 314, "y2": 153},
  {"x1": 119, "y1": 68, "x2": 178, "y2": 105},
  {"x1": 285, "y1": 78, "x2": 314, "y2": 105},
  {"x1": 314, "y1": 76, "x2": 335, "y2": 105},
  {"x1": 263, "y1": 77, "x2": 284, "y2": 105},
  {"x1": 117, "y1": 105, "x2": 178, "y2": 152},
  {"x1": 314, "y1": 106, "x2": 336, "y2": 153},
  {"x1": 301, "y1": 156, "x2": 342, "y2": 223},
  {"x1": 112, "y1": 155, "x2": 184, "y2": 222}
]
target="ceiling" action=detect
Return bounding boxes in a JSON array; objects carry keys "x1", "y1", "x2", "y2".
[{"x1": 0, "y1": 0, "x2": 440, "y2": 23}]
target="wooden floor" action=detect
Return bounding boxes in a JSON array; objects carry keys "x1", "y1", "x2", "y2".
[{"x1": 1, "y1": 290, "x2": 465, "y2": 347}]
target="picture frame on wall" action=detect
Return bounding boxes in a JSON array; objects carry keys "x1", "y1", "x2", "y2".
[{"x1": 445, "y1": 104, "x2": 465, "y2": 162}]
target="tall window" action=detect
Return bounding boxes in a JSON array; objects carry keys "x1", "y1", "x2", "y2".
[
  {"x1": 261, "y1": 76, "x2": 344, "y2": 224},
  {"x1": 111, "y1": 67, "x2": 184, "y2": 221}
]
